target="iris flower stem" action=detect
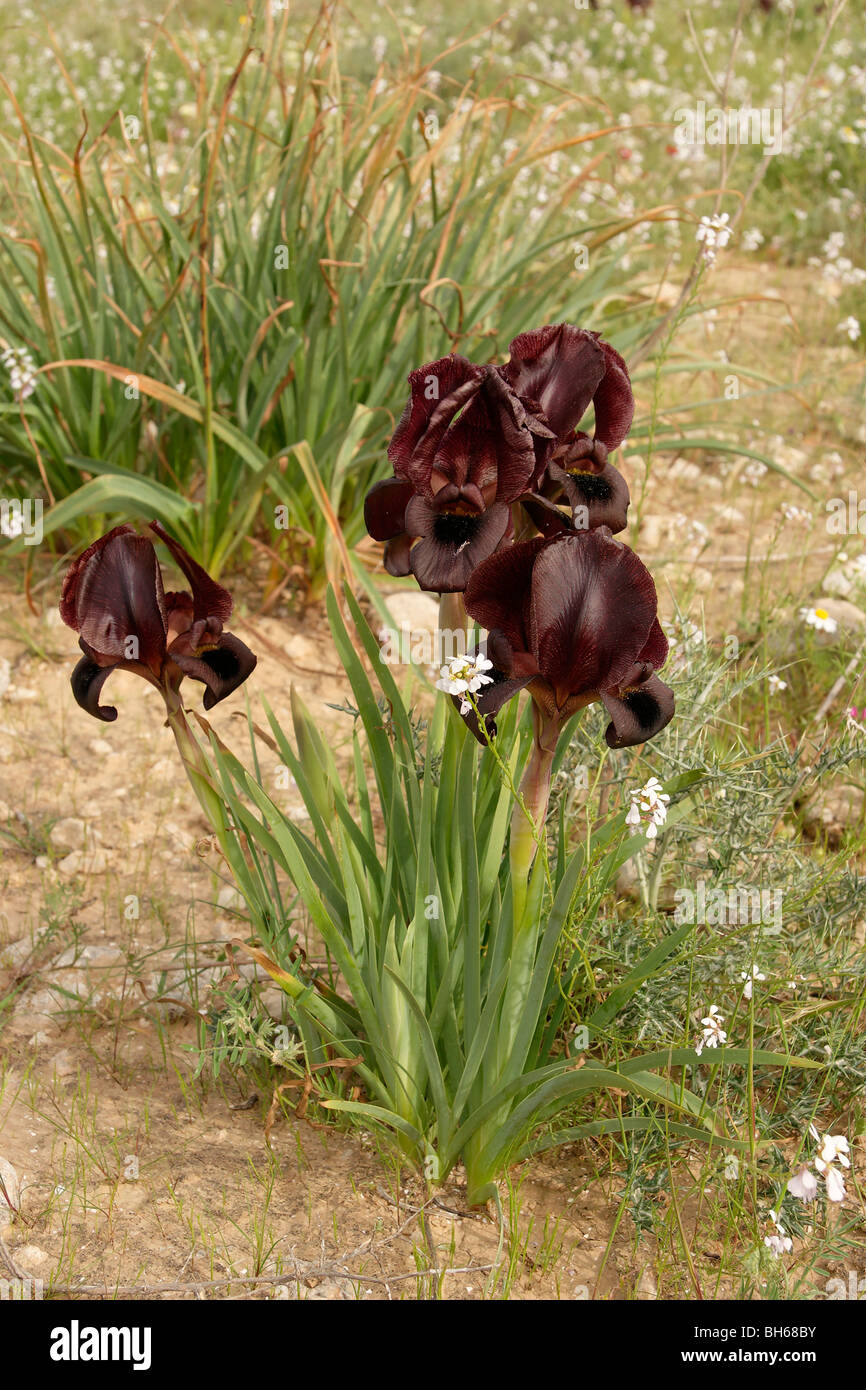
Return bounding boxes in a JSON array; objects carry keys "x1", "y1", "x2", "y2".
[
  {"x1": 438, "y1": 591, "x2": 467, "y2": 654},
  {"x1": 509, "y1": 703, "x2": 559, "y2": 930},
  {"x1": 163, "y1": 688, "x2": 236, "y2": 869}
]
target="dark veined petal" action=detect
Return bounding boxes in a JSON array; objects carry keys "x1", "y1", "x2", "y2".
[
  {"x1": 463, "y1": 535, "x2": 548, "y2": 650},
  {"x1": 383, "y1": 533, "x2": 413, "y2": 577},
  {"x1": 502, "y1": 324, "x2": 606, "y2": 441},
  {"x1": 149, "y1": 521, "x2": 233, "y2": 624},
  {"x1": 412, "y1": 368, "x2": 536, "y2": 504},
  {"x1": 637, "y1": 616, "x2": 669, "y2": 669},
  {"x1": 66, "y1": 530, "x2": 168, "y2": 676},
  {"x1": 59, "y1": 524, "x2": 138, "y2": 630},
  {"x1": 462, "y1": 368, "x2": 537, "y2": 502},
  {"x1": 364, "y1": 477, "x2": 414, "y2": 541},
  {"x1": 70, "y1": 654, "x2": 121, "y2": 722},
  {"x1": 169, "y1": 632, "x2": 258, "y2": 710},
  {"x1": 404, "y1": 496, "x2": 512, "y2": 593},
  {"x1": 520, "y1": 494, "x2": 574, "y2": 539},
  {"x1": 552, "y1": 431, "x2": 608, "y2": 475},
  {"x1": 528, "y1": 530, "x2": 658, "y2": 704},
  {"x1": 600, "y1": 672, "x2": 675, "y2": 748},
  {"x1": 590, "y1": 337, "x2": 635, "y2": 451},
  {"x1": 388, "y1": 356, "x2": 482, "y2": 484}
]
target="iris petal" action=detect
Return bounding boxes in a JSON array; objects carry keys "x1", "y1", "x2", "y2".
[
  {"x1": 601, "y1": 673, "x2": 675, "y2": 748},
  {"x1": 69, "y1": 531, "x2": 168, "y2": 677},
  {"x1": 364, "y1": 477, "x2": 414, "y2": 540},
  {"x1": 463, "y1": 536, "x2": 548, "y2": 651},
  {"x1": 70, "y1": 654, "x2": 120, "y2": 722},
  {"x1": 388, "y1": 356, "x2": 483, "y2": 488},
  {"x1": 171, "y1": 636, "x2": 257, "y2": 711},
  {"x1": 502, "y1": 324, "x2": 606, "y2": 440},
  {"x1": 530, "y1": 531, "x2": 657, "y2": 701},
  {"x1": 553, "y1": 460, "x2": 630, "y2": 534},
  {"x1": 384, "y1": 533, "x2": 413, "y2": 577},
  {"x1": 149, "y1": 521, "x2": 233, "y2": 624},
  {"x1": 405, "y1": 498, "x2": 511, "y2": 593},
  {"x1": 591, "y1": 337, "x2": 635, "y2": 451},
  {"x1": 170, "y1": 632, "x2": 258, "y2": 709}
]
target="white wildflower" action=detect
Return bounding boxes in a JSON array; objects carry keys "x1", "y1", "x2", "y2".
[
  {"x1": 799, "y1": 606, "x2": 837, "y2": 634},
  {"x1": 763, "y1": 1209, "x2": 793, "y2": 1258},
  {"x1": 767, "y1": 674, "x2": 787, "y2": 694},
  {"x1": 695, "y1": 1004, "x2": 727, "y2": 1056},
  {"x1": 1, "y1": 345, "x2": 38, "y2": 400},
  {"x1": 781, "y1": 503, "x2": 811, "y2": 523},
  {"x1": 696, "y1": 213, "x2": 731, "y2": 267},
  {"x1": 435, "y1": 653, "x2": 493, "y2": 715},
  {"x1": 625, "y1": 775, "x2": 670, "y2": 841},
  {"x1": 788, "y1": 1125, "x2": 851, "y2": 1205},
  {"x1": 787, "y1": 1167, "x2": 819, "y2": 1202},
  {"x1": 739, "y1": 964, "x2": 766, "y2": 1001}
]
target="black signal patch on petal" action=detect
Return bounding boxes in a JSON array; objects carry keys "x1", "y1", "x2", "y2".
[
  {"x1": 170, "y1": 633, "x2": 258, "y2": 710},
  {"x1": 432, "y1": 511, "x2": 483, "y2": 548},
  {"x1": 601, "y1": 673, "x2": 675, "y2": 749},
  {"x1": 567, "y1": 470, "x2": 613, "y2": 501}
]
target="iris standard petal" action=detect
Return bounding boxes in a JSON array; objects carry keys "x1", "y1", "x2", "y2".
[
  {"x1": 149, "y1": 521, "x2": 233, "y2": 624},
  {"x1": 388, "y1": 356, "x2": 482, "y2": 486},
  {"x1": 68, "y1": 530, "x2": 168, "y2": 677},
  {"x1": 463, "y1": 535, "x2": 548, "y2": 650},
  {"x1": 590, "y1": 337, "x2": 635, "y2": 451},
  {"x1": 59, "y1": 524, "x2": 138, "y2": 630},
  {"x1": 502, "y1": 324, "x2": 606, "y2": 441},
  {"x1": 528, "y1": 531, "x2": 658, "y2": 703}
]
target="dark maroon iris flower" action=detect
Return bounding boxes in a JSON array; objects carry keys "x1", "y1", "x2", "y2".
[
  {"x1": 364, "y1": 355, "x2": 547, "y2": 593},
  {"x1": 458, "y1": 528, "x2": 673, "y2": 749},
  {"x1": 366, "y1": 324, "x2": 638, "y2": 591},
  {"x1": 60, "y1": 522, "x2": 257, "y2": 722},
  {"x1": 500, "y1": 324, "x2": 634, "y2": 535}
]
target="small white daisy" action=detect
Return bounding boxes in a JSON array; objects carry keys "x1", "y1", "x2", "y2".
[{"x1": 799, "y1": 606, "x2": 838, "y2": 634}]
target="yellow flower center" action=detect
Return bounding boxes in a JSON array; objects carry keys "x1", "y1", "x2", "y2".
[{"x1": 815, "y1": 608, "x2": 828, "y2": 620}]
